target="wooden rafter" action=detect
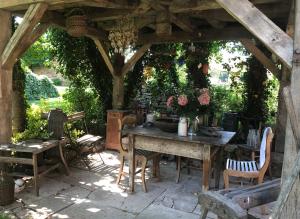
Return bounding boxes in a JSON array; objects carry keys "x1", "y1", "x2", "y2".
[
  {"x1": 121, "y1": 44, "x2": 151, "y2": 76},
  {"x1": 240, "y1": 39, "x2": 281, "y2": 79},
  {"x1": 170, "y1": 15, "x2": 196, "y2": 33},
  {"x1": 137, "y1": 27, "x2": 252, "y2": 44},
  {"x1": 1, "y1": 3, "x2": 48, "y2": 69},
  {"x1": 94, "y1": 39, "x2": 115, "y2": 75},
  {"x1": 169, "y1": 0, "x2": 283, "y2": 13},
  {"x1": 216, "y1": 0, "x2": 293, "y2": 70},
  {"x1": 0, "y1": 0, "x2": 133, "y2": 11}
]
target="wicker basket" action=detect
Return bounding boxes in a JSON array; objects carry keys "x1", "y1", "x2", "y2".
[
  {"x1": 0, "y1": 171, "x2": 14, "y2": 206},
  {"x1": 66, "y1": 15, "x2": 87, "y2": 37}
]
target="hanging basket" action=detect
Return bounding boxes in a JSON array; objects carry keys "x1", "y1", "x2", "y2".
[
  {"x1": 0, "y1": 171, "x2": 14, "y2": 206},
  {"x1": 66, "y1": 15, "x2": 87, "y2": 37}
]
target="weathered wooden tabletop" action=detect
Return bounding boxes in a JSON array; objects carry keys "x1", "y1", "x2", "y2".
[
  {"x1": 124, "y1": 126, "x2": 235, "y2": 146},
  {"x1": 0, "y1": 139, "x2": 60, "y2": 154}
]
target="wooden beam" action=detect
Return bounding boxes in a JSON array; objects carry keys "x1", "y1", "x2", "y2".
[
  {"x1": 170, "y1": 0, "x2": 283, "y2": 13},
  {"x1": 170, "y1": 15, "x2": 195, "y2": 33},
  {"x1": 240, "y1": 39, "x2": 281, "y2": 79},
  {"x1": 121, "y1": 44, "x2": 151, "y2": 76},
  {"x1": 1, "y1": 3, "x2": 48, "y2": 69},
  {"x1": 271, "y1": 87, "x2": 300, "y2": 218},
  {"x1": 0, "y1": 0, "x2": 132, "y2": 11},
  {"x1": 137, "y1": 27, "x2": 252, "y2": 44},
  {"x1": 94, "y1": 39, "x2": 114, "y2": 75},
  {"x1": 215, "y1": 0, "x2": 293, "y2": 70}
]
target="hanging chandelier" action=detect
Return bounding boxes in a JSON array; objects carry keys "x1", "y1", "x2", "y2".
[{"x1": 108, "y1": 16, "x2": 138, "y2": 55}]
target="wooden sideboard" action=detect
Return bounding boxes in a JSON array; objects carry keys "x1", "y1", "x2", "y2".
[{"x1": 106, "y1": 110, "x2": 130, "y2": 150}]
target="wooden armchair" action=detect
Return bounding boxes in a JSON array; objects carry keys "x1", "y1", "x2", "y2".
[
  {"x1": 116, "y1": 115, "x2": 160, "y2": 192},
  {"x1": 223, "y1": 127, "x2": 273, "y2": 189}
]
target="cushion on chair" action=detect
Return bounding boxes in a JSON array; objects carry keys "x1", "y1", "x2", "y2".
[{"x1": 226, "y1": 159, "x2": 258, "y2": 172}]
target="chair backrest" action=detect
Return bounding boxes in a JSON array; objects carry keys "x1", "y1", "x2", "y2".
[
  {"x1": 259, "y1": 127, "x2": 273, "y2": 172},
  {"x1": 118, "y1": 114, "x2": 137, "y2": 152},
  {"x1": 67, "y1": 111, "x2": 89, "y2": 134}
]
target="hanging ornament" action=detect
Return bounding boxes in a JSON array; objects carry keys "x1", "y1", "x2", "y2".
[
  {"x1": 188, "y1": 43, "x2": 196, "y2": 53},
  {"x1": 197, "y1": 63, "x2": 202, "y2": 69},
  {"x1": 202, "y1": 63, "x2": 209, "y2": 75}
]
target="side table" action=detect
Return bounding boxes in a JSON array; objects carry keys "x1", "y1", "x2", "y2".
[{"x1": 0, "y1": 139, "x2": 70, "y2": 196}]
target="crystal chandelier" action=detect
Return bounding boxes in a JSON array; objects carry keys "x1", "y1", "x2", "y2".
[{"x1": 108, "y1": 16, "x2": 138, "y2": 54}]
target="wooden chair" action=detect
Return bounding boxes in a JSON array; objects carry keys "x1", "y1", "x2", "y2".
[
  {"x1": 66, "y1": 111, "x2": 104, "y2": 169},
  {"x1": 116, "y1": 114, "x2": 160, "y2": 192},
  {"x1": 223, "y1": 127, "x2": 273, "y2": 189}
]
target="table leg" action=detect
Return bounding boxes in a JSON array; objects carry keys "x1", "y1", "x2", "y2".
[
  {"x1": 128, "y1": 134, "x2": 135, "y2": 193},
  {"x1": 214, "y1": 148, "x2": 223, "y2": 189},
  {"x1": 202, "y1": 144, "x2": 211, "y2": 191},
  {"x1": 33, "y1": 154, "x2": 39, "y2": 196},
  {"x1": 58, "y1": 141, "x2": 70, "y2": 175}
]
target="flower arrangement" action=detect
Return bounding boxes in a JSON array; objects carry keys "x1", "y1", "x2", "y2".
[{"x1": 166, "y1": 88, "x2": 210, "y2": 118}]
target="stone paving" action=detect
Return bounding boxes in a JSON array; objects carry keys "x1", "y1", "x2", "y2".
[{"x1": 1, "y1": 151, "x2": 218, "y2": 219}]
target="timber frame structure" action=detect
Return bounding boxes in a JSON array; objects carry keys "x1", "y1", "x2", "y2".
[{"x1": 0, "y1": 0, "x2": 299, "y2": 218}]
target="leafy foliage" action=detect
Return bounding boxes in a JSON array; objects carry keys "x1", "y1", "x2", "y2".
[
  {"x1": 52, "y1": 77, "x2": 63, "y2": 86},
  {"x1": 25, "y1": 72, "x2": 59, "y2": 100},
  {"x1": 63, "y1": 86, "x2": 106, "y2": 134},
  {"x1": 12, "y1": 105, "x2": 50, "y2": 143},
  {"x1": 21, "y1": 34, "x2": 53, "y2": 68}
]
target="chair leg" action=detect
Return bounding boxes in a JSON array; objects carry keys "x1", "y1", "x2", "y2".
[
  {"x1": 223, "y1": 170, "x2": 229, "y2": 189},
  {"x1": 199, "y1": 206, "x2": 208, "y2": 219},
  {"x1": 116, "y1": 155, "x2": 124, "y2": 184},
  {"x1": 176, "y1": 156, "x2": 181, "y2": 183},
  {"x1": 141, "y1": 158, "x2": 148, "y2": 192}
]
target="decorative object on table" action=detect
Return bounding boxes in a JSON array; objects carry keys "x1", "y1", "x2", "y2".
[
  {"x1": 247, "y1": 129, "x2": 260, "y2": 148},
  {"x1": 0, "y1": 171, "x2": 14, "y2": 206},
  {"x1": 178, "y1": 117, "x2": 188, "y2": 136},
  {"x1": 198, "y1": 126, "x2": 221, "y2": 137},
  {"x1": 153, "y1": 118, "x2": 179, "y2": 133},
  {"x1": 166, "y1": 87, "x2": 211, "y2": 136},
  {"x1": 146, "y1": 113, "x2": 155, "y2": 123},
  {"x1": 108, "y1": 15, "x2": 138, "y2": 54},
  {"x1": 188, "y1": 117, "x2": 200, "y2": 136},
  {"x1": 66, "y1": 8, "x2": 88, "y2": 37}
]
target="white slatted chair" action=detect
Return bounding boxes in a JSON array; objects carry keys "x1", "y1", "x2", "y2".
[{"x1": 223, "y1": 127, "x2": 273, "y2": 189}]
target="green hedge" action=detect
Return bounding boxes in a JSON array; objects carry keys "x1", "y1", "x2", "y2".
[{"x1": 25, "y1": 72, "x2": 59, "y2": 100}]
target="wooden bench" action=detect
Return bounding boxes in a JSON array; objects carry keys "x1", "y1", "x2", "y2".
[{"x1": 198, "y1": 178, "x2": 281, "y2": 219}]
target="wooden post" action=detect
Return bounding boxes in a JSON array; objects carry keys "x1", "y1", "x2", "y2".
[
  {"x1": 112, "y1": 75, "x2": 125, "y2": 109},
  {"x1": 0, "y1": 10, "x2": 12, "y2": 143},
  {"x1": 278, "y1": 0, "x2": 300, "y2": 217}
]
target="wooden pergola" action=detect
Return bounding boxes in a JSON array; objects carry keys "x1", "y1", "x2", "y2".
[{"x1": 0, "y1": 0, "x2": 299, "y2": 218}]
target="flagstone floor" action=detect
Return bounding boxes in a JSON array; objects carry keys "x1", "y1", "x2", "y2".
[{"x1": 1, "y1": 151, "x2": 220, "y2": 219}]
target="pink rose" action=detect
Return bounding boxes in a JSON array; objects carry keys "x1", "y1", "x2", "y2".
[
  {"x1": 198, "y1": 93, "x2": 210, "y2": 105},
  {"x1": 178, "y1": 95, "x2": 188, "y2": 106},
  {"x1": 166, "y1": 96, "x2": 174, "y2": 107}
]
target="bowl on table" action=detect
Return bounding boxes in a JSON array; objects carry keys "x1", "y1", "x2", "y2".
[{"x1": 153, "y1": 118, "x2": 179, "y2": 133}]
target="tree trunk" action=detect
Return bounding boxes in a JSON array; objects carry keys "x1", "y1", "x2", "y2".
[
  {"x1": 12, "y1": 61, "x2": 26, "y2": 133},
  {"x1": 0, "y1": 10, "x2": 13, "y2": 144}
]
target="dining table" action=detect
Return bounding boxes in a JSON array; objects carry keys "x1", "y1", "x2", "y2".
[{"x1": 125, "y1": 126, "x2": 235, "y2": 192}]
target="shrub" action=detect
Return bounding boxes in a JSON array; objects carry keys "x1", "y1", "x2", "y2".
[
  {"x1": 25, "y1": 72, "x2": 59, "y2": 100},
  {"x1": 52, "y1": 77, "x2": 62, "y2": 86},
  {"x1": 12, "y1": 105, "x2": 50, "y2": 143},
  {"x1": 63, "y1": 85, "x2": 106, "y2": 135}
]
